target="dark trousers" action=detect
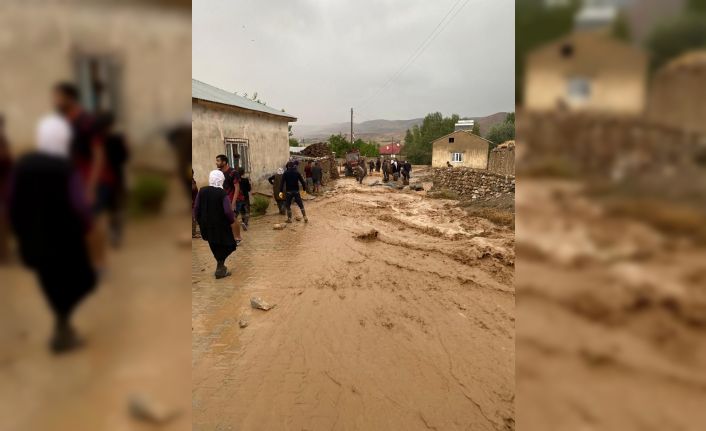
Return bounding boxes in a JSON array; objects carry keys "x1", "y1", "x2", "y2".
[
  {"x1": 208, "y1": 242, "x2": 236, "y2": 262},
  {"x1": 276, "y1": 200, "x2": 286, "y2": 215},
  {"x1": 285, "y1": 191, "x2": 304, "y2": 211}
]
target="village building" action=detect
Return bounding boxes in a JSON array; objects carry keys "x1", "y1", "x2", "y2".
[
  {"x1": 1, "y1": 0, "x2": 190, "y2": 153},
  {"x1": 431, "y1": 130, "x2": 491, "y2": 169},
  {"x1": 379, "y1": 142, "x2": 402, "y2": 158},
  {"x1": 524, "y1": 32, "x2": 647, "y2": 115},
  {"x1": 648, "y1": 51, "x2": 706, "y2": 136},
  {"x1": 191, "y1": 79, "x2": 297, "y2": 188}
]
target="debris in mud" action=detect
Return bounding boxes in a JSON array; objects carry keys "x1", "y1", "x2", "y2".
[
  {"x1": 273, "y1": 223, "x2": 286, "y2": 230},
  {"x1": 409, "y1": 184, "x2": 424, "y2": 191},
  {"x1": 238, "y1": 318, "x2": 249, "y2": 328},
  {"x1": 250, "y1": 296, "x2": 275, "y2": 311},
  {"x1": 128, "y1": 393, "x2": 180, "y2": 425},
  {"x1": 354, "y1": 229, "x2": 378, "y2": 241}
]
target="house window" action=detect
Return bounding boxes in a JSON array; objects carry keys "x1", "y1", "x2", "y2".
[
  {"x1": 451, "y1": 152, "x2": 463, "y2": 162},
  {"x1": 449, "y1": 137, "x2": 455, "y2": 143},
  {"x1": 224, "y1": 138, "x2": 250, "y2": 172},
  {"x1": 567, "y1": 77, "x2": 591, "y2": 103},
  {"x1": 74, "y1": 53, "x2": 122, "y2": 118}
]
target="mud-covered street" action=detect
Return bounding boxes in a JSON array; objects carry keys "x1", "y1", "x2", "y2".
[{"x1": 192, "y1": 168, "x2": 515, "y2": 431}]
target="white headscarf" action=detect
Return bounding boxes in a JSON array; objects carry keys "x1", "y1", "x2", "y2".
[
  {"x1": 36, "y1": 113, "x2": 72, "y2": 158},
  {"x1": 209, "y1": 169, "x2": 225, "y2": 188},
  {"x1": 277, "y1": 167, "x2": 284, "y2": 175}
]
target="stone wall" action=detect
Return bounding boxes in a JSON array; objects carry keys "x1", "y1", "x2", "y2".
[
  {"x1": 488, "y1": 142, "x2": 515, "y2": 175},
  {"x1": 431, "y1": 167, "x2": 515, "y2": 200}
]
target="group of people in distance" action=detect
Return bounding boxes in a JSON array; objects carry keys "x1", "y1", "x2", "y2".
[{"x1": 193, "y1": 157, "x2": 313, "y2": 279}]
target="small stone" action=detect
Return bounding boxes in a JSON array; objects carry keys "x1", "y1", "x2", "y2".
[
  {"x1": 250, "y1": 296, "x2": 275, "y2": 311},
  {"x1": 238, "y1": 318, "x2": 249, "y2": 328},
  {"x1": 273, "y1": 223, "x2": 286, "y2": 230}
]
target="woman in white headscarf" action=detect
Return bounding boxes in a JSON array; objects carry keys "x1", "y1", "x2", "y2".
[
  {"x1": 9, "y1": 113, "x2": 96, "y2": 353},
  {"x1": 193, "y1": 169, "x2": 237, "y2": 278}
]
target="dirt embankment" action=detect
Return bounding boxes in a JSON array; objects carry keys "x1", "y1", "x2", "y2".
[{"x1": 192, "y1": 172, "x2": 515, "y2": 431}]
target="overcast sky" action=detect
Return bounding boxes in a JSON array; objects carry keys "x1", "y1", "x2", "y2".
[{"x1": 193, "y1": 0, "x2": 514, "y2": 127}]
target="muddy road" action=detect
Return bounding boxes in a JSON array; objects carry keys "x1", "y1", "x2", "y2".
[{"x1": 192, "y1": 169, "x2": 515, "y2": 431}]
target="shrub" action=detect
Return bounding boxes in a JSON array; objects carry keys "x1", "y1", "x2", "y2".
[
  {"x1": 130, "y1": 174, "x2": 168, "y2": 215},
  {"x1": 250, "y1": 195, "x2": 270, "y2": 216}
]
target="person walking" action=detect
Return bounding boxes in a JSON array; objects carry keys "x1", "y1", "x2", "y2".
[
  {"x1": 375, "y1": 158, "x2": 381, "y2": 173},
  {"x1": 312, "y1": 161, "x2": 323, "y2": 194},
  {"x1": 304, "y1": 160, "x2": 314, "y2": 193},
  {"x1": 215, "y1": 154, "x2": 243, "y2": 243},
  {"x1": 9, "y1": 114, "x2": 97, "y2": 353},
  {"x1": 193, "y1": 170, "x2": 237, "y2": 279},
  {"x1": 369, "y1": 160, "x2": 375, "y2": 175},
  {"x1": 279, "y1": 162, "x2": 308, "y2": 223},
  {"x1": 237, "y1": 167, "x2": 251, "y2": 230},
  {"x1": 382, "y1": 158, "x2": 390, "y2": 182},
  {"x1": 268, "y1": 168, "x2": 286, "y2": 215}
]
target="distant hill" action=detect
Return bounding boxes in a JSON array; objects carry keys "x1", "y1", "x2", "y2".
[{"x1": 294, "y1": 112, "x2": 510, "y2": 143}]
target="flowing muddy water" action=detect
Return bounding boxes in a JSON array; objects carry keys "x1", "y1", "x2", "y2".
[
  {"x1": 516, "y1": 179, "x2": 706, "y2": 431},
  {"x1": 192, "y1": 169, "x2": 515, "y2": 431}
]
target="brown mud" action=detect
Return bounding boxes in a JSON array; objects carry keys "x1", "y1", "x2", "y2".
[{"x1": 192, "y1": 168, "x2": 516, "y2": 431}]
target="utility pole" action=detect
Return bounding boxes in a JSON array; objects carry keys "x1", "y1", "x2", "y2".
[{"x1": 350, "y1": 108, "x2": 354, "y2": 143}]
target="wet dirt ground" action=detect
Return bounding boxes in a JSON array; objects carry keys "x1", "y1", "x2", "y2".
[
  {"x1": 516, "y1": 179, "x2": 706, "y2": 431},
  {"x1": 0, "y1": 214, "x2": 192, "y2": 431},
  {"x1": 192, "y1": 168, "x2": 516, "y2": 431}
]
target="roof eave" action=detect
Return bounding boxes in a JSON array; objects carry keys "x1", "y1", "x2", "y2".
[{"x1": 192, "y1": 97, "x2": 297, "y2": 122}]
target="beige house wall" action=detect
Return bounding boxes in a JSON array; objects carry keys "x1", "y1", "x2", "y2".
[
  {"x1": 525, "y1": 33, "x2": 647, "y2": 115},
  {"x1": 0, "y1": 2, "x2": 191, "y2": 151},
  {"x1": 431, "y1": 131, "x2": 489, "y2": 169},
  {"x1": 192, "y1": 101, "x2": 291, "y2": 190}
]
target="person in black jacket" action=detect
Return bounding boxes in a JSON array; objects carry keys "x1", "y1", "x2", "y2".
[
  {"x1": 9, "y1": 114, "x2": 97, "y2": 354},
  {"x1": 193, "y1": 170, "x2": 237, "y2": 278},
  {"x1": 268, "y1": 168, "x2": 286, "y2": 215},
  {"x1": 279, "y1": 162, "x2": 308, "y2": 223},
  {"x1": 237, "y1": 167, "x2": 251, "y2": 230}
]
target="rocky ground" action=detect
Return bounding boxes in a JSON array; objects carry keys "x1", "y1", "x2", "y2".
[
  {"x1": 192, "y1": 168, "x2": 516, "y2": 431},
  {"x1": 516, "y1": 179, "x2": 706, "y2": 431}
]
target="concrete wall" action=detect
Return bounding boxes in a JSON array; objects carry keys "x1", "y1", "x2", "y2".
[
  {"x1": 0, "y1": 2, "x2": 191, "y2": 151},
  {"x1": 192, "y1": 101, "x2": 291, "y2": 190},
  {"x1": 525, "y1": 33, "x2": 647, "y2": 115},
  {"x1": 431, "y1": 131, "x2": 489, "y2": 169},
  {"x1": 488, "y1": 143, "x2": 515, "y2": 175}
]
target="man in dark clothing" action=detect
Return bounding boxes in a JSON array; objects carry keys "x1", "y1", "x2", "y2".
[
  {"x1": 9, "y1": 114, "x2": 97, "y2": 354},
  {"x1": 96, "y1": 113, "x2": 129, "y2": 248},
  {"x1": 268, "y1": 168, "x2": 286, "y2": 214},
  {"x1": 382, "y1": 159, "x2": 390, "y2": 182},
  {"x1": 216, "y1": 154, "x2": 243, "y2": 242},
  {"x1": 369, "y1": 160, "x2": 375, "y2": 174},
  {"x1": 311, "y1": 161, "x2": 323, "y2": 194},
  {"x1": 237, "y1": 167, "x2": 251, "y2": 230},
  {"x1": 304, "y1": 160, "x2": 314, "y2": 193},
  {"x1": 375, "y1": 158, "x2": 381, "y2": 173},
  {"x1": 279, "y1": 162, "x2": 308, "y2": 223},
  {"x1": 193, "y1": 170, "x2": 237, "y2": 278}
]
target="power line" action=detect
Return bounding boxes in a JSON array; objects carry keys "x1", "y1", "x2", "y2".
[{"x1": 357, "y1": 0, "x2": 473, "y2": 113}]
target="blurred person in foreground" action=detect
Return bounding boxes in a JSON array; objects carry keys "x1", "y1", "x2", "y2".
[
  {"x1": 0, "y1": 114, "x2": 12, "y2": 263},
  {"x1": 53, "y1": 82, "x2": 109, "y2": 271},
  {"x1": 9, "y1": 114, "x2": 97, "y2": 353},
  {"x1": 96, "y1": 112, "x2": 130, "y2": 248},
  {"x1": 193, "y1": 170, "x2": 236, "y2": 279}
]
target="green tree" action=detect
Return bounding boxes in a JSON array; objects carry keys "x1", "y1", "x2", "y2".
[
  {"x1": 647, "y1": 14, "x2": 706, "y2": 72},
  {"x1": 401, "y1": 112, "x2": 459, "y2": 164},
  {"x1": 328, "y1": 134, "x2": 352, "y2": 156},
  {"x1": 289, "y1": 138, "x2": 299, "y2": 147},
  {"x1": 485, "y1": 113, "x2": 516, "y2": 147},
  {"x1": 471, "y1": 123, "x2": 481, "y2": 136},
  {"x1": 612, "y1": 10, "x2": 632, "y2": 42}
]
